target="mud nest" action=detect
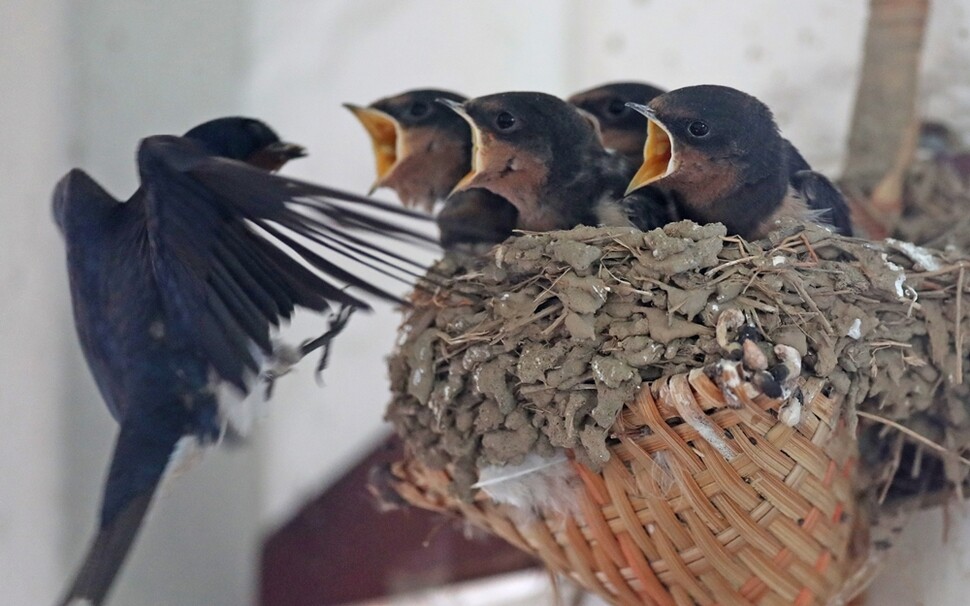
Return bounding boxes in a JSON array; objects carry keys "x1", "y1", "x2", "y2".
[{"x1": 387, "y1": 156, "x2": 970, "y2": 505}]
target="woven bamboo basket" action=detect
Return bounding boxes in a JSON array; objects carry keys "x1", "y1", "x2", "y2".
[
  {"x1": 384, "y1": 209, "x2": 970, "y2": 605},
  {"x1": 391, "y1": 371, "x2": 860, "y2": 606}
]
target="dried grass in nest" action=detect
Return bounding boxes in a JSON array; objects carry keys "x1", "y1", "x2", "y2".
[{"x1": 387, "y1": 161, "x2": 970, "y2": 506}]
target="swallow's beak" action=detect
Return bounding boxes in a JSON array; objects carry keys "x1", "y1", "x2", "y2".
[
  {"x1": 437, "y1": 98, "x2": 482, "y2": 196},
  {"x1": 625, "y1": 102, "x2": 675, "y2": 195},
  {"x1": 344, "y1": 103, "x2": 402, "y2": 191},
  {"x1": 265, "y1": 141, "x2": 308, "y2": 160},
  {"x1": 247, "y1": 141, "x2": 308, "y2": 172},
  {"x1": 435, "y1": 97, "x2": 465, "y2": 115}
]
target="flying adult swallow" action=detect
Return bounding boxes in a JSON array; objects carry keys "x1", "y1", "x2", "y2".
[
  {"x1": 567, "y1": 81, "x2": 666, "y2": 165},
  {"x1": 624, "y1": 85, "x2": 853, "y2": 239},
  {"x1": 346, "y1": 89, "x2": 518, "y2": 250},
  {"x1": 54, "y1": 117, "x2": 432, "y2": 605},
  {"x1": 438, "y1": 92, "x2": 639, "y2": 232}
]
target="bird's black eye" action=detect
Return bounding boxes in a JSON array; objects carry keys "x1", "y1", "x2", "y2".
[
  {"x1": 495, "y1": 111, "x2": 516, "y2": 130},
  {"x1": 688, "y1": 120, "x2": 710, "y2": 137},
  {"x1": 607, "y1": 99, "x2": 627, "y2": 116},
  {"x1": 409, "y1": 102, "x2": 430, "y2": 118}
]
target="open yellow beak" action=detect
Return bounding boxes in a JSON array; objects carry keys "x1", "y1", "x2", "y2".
[
  {"x1": 344, "y1": 104, "x2": 401, "y2": 189},
  {"x1": 436, "y1": 98, "x2": 483, "y2": 196},
  {"x1": 625, "y1": 104, "x2": 675, "y2": 195}
]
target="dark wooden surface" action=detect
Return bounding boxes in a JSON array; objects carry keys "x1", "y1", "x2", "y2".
[{"x1": 260, "y1": 433, "x2": 539, "y2": 606}]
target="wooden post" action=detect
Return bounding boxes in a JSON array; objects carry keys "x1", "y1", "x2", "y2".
[{"x1": 842, "y1": 0, "x2": 930, "y2": 238}]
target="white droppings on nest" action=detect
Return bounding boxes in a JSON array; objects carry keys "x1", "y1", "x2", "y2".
[
  {"x1": 778, "y1": 396, "x2": 802, "y2": 427},
  {"x1": 894, "y1": 273, "x2": 907, "y2": 298},
  {"x1": 692, "y1": 412, "x2": 739, "y2": 460},
  {"x1": 886, "y1": 238, "x2": 942, "y2": 271},
  {"x1": 494, "y1": 245, "x2": 506, "y2": 268},
  {"x1": 666, "y1": 371, "x2": 739, "y2": 460},
  {"x1": 771, "y1": 255, "x2": 787, "y2": 266},
  {"x1": 474, "y1": 452, "x2": 580, "y2": 515},
  {"x1": 396, "y1": 321, "x2": 415, "y2": 348},
  {"x1": 592, "y1": 283, "x2": 610, "y2": 298},
  {"x1": 847, "y1": 318, "x2": 863, "y2": 340},
  {"x1": 881, "y1": 253, "x2": 908, "y2": 297},
  {"x1": 410, "y1": 367, "x2": 425, "y2": 387}
]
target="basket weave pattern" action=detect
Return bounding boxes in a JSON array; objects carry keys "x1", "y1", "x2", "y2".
[{"x1": 392, "y1": 371, "x2": 860, "y2": 605}]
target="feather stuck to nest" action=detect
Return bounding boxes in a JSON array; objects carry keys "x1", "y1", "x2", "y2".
[{"x1": 387, "y1": 167, "x2": 970, "y2": 503}]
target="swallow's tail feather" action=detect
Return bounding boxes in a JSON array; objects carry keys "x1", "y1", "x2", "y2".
[{"x1": 58, "y1": 425, "x2": 178, "y2": 606}]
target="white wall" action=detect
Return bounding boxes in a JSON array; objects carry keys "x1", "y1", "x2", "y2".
[
  {"x1": 0, "y1": 1, "x2": 70, "y2": 603},
  {"x1": 3, "y1": 1, "x2": 970, "y2": 604}
]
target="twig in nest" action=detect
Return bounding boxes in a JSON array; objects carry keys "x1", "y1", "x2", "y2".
[
  {"x1": 870, "y1": 340, "x2": 914, "y2": 350},
  {"x1": 799, "y1": 233, "x2": 821, "y2": 264},
  {"x1": 705, "y1": 255, "x2": 760, "y2": 277},
  {"x1": 956, "y1": 266, "x2": 964, "y2": 384},
  {"x1": 908, "y1": 261, "x2": 970, "y2": 280},
  {"x1": 857, "y1": 410, "x2": 970, "y2": 468},
  {"x1": 791, "y1": 278, "x2": 835, "y2": 335}
]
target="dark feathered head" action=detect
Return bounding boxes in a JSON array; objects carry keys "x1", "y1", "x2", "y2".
[{"x1": 183, "y1": 117, "x2": 305, "y2": 170}]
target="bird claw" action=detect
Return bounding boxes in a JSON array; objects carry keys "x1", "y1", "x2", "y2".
[
  {"x1": 260, "y1": 343, "x2": 302, "y2": 398},
  {"x1": 258, "y1": 305, "x2": 357, "y2": 398},
  {"x1": 301, "y1": 304, "x2": 357, "y2": 378}
]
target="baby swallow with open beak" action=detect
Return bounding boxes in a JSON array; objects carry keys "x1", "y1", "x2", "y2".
[
  {"x1": 567, "y1": 81, "x2": 666, "y2": 165},
  {"x1": 624, "y1": 84, "x2": 853, "y2": 240},
  {"x1": 346, "y1": 89, "x2": 518, "y2": 250},
  {"x1": 345, "y1": 89, "x2": 469, "y2": 212},
  {"x1": 438, "y1": 92, "x2": 636, "y2": 232}
]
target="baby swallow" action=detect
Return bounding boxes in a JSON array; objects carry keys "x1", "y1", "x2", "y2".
[
  {"x1": 439, "y1": 92, "x2": 636, "y2": 232},
  {"x1": 346, "y1": 89, "x2": 518, "y2": 250},
  {"x1": 345, "y1": 89, "x2": 469, "y2": 211},
  {"x1": 54, "y1": 117, "x2": 432, "y2": 606},
  {"x1": 625, "y1": 85, "x2": 853, "y2": 240},
  {"x1": 567, "y1": 81, "x2": 666, "y2": 165}
]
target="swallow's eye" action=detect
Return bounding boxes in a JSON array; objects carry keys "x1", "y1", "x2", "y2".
[
  {"x1": 688, "y1": 120, "x2": 710, "y2": 138},
  {"x1": 409, "y1": 102, "x2": 430, "y2": 118},
  {"x1": 495, "y1": 112, "x2": 516, "y2": 130},
  {"x1": 607, "y1": 99, "x2": 627, "y2": 116}
]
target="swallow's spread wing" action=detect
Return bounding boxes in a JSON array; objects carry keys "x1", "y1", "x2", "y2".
[
  {"x1": 137, "y1": 135, "x2": 436, "y2": 391},
  {"x1": 53, "y1": 170, "x2": 146, "y2": 422},
  {"x1": 790, "y1": 170, "x2": 853, "y2": 237}
]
